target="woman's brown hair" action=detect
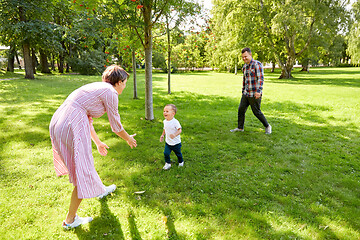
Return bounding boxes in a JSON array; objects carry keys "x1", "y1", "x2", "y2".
[{"x1": 102, "y1": 65, "x2": 129, "y2": 85}]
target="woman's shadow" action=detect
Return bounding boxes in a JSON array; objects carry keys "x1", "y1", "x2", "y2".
[{"x1": 75, "y1": 198, "x2": 125, "y2": 240}]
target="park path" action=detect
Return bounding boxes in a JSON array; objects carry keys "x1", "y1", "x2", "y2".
[{"x1": 0, "y1": 78, "x2": 21, "y2": 81}]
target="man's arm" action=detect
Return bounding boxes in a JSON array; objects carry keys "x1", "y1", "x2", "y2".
[{"x1": 255, "y1": 62, "x2": 264, "y2": 99}]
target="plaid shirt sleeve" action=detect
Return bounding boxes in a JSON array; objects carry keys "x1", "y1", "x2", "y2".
[{"x1": 254, "y1": 61, "x2": 264, "y2": 94}]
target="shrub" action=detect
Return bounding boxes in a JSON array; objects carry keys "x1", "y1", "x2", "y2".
[{"x1": 67, "y1": 49, "x2": 106, "y2": 75}]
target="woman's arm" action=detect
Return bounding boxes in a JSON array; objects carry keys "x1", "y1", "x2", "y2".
[
  {"x1": 90, "y1": 128, "x2": 109, "y2": 156},
  {"x1": 115, "y1": 129, "x2": 137, "y2": 149}
]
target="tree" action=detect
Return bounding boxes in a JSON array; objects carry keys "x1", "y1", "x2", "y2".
[
  {"x1": 119, "y1": 0, "x2": 200, "y2": 120},
  {"x1": 347, "y1": 1, "x2": 360, "y2": 64},
  {"x1": 0, "y1": 0, "x2": 56, "y2": 79},
  {"x1": 212, "y1": 0, "x2": 349, "y2": 78},
  {"x1": 158, "y1": 1, "x2": 201, "y2": 94}
]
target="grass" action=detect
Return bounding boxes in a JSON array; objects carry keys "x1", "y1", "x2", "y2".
[{"x1": 0, "y1": 67, "x2": 359, "y2": 239}]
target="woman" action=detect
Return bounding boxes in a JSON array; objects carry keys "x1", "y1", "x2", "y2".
[{"x1": 49, "y1": 65, "x2": 137, "y2": 229}]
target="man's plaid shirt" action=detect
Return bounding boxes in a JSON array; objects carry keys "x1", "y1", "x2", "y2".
[{"x1": 242, "y1": 59, "x2": 264, "y2": 97}]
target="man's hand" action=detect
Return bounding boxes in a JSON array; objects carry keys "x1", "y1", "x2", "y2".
[
  {"x1": 255, "y1": 92, "x2": 261, "y2": 99},
  {"x1": 160, "y1": 135, "x2": 164, "y2": 142}
]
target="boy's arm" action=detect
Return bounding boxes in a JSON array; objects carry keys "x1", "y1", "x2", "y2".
[
  {"x1": 160, "y1": 129, "x2": 165, "y2": 142},
  {"x1": 170, "y1": 128, "x2": 182, "y2": 139}
]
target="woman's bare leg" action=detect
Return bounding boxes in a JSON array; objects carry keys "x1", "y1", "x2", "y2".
[{"x1": 65, "y1": 186, "x2": 82, "y2": 224}]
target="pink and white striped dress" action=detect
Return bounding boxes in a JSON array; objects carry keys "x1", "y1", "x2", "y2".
[{"x1": 49, "y1": 82, "x2": 123, "y2": 199}]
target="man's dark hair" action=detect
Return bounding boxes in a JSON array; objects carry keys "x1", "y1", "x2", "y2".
[{"x1": 241, "y1": 47, "x2": 252, "y2": 54}]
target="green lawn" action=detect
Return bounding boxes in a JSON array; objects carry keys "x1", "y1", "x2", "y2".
[{"x1": 0, "y1": 67, "x2": 359, "y2": 239}]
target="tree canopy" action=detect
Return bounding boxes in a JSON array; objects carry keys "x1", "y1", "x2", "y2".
[
  {"x1": 211, "y1": 0, "x2": 350, "y2": 78},
  {"x1": 347, "y1": 0, "x2": 360, "y2": 64}
]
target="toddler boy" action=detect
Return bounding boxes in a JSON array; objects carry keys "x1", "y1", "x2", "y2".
[{"x1": 160, "y1": 104, "x2": 183, "y2": 170}]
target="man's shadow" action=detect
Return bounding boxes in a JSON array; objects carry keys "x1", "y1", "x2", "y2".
[
  {"x1": 75, "y1": 198, "x2": 125, "y2": 240},
  {"x1": 161, "y1": 207, "x2": 185, "y2": 240},
  {"x1": 128, "y1": 209, "x2": 143, "y2": 240}
]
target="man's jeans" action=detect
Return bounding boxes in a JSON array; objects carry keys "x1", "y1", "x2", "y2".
[
  {"x1": 164, "y1": 142, "x2": 183, "y2": 164},
  {"x1": 238, "y1": 94, "x2": 269, "y2": 129}
]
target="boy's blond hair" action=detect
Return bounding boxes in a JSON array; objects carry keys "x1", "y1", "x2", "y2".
[{"x1": 165, "y1": 104, "x2": 177, "y2": 114}]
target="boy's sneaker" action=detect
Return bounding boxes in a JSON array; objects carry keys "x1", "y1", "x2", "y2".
[
  {"x1": 63, "y1": 215, "x2": 93, "y2": 230},
  {"x1": 230, "y1": 128, "x2": 244, "y2": 132},
  {"x1": 265, "y1": 125, "x2": 272, "y2": 134},
  {"x1": 179, "y1": 162, "x2": 184, "y2": 167},
  {"x1": 163, "y1": 163, "x2": 171, "y2": 170},
  {"x1": 97, "y1": 184, "x2": 116, "y2": 199}
]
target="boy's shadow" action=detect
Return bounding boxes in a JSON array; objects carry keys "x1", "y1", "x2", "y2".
[{"x1": 75, "y1": 198, "x2": 125, "y2": 240}]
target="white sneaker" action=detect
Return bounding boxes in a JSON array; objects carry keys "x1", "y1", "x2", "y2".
[
  {"x1": 265, "y1": 125, "x2": 272, "y2": 134},
  {"x1": 179, "y1": 162, "x2": 184, "y2": 167},
  {"x1": 163, "y1": 163, "x2": 171, "y2": 170},
  {"x1": 63, "y1": 215, "x2": 93, "y2": 230},
  {"x1": 97, "y1": 184, "x2": 116, "y2": 199},
  {"x1": 230, "y1": 128, "x2": 244, "y2": 132}
]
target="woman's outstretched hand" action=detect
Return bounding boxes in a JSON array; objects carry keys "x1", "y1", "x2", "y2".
[
  {"x1": 97, "y1": 142, "x2": 109, "y2": 156},
  {"x1": 127, "y1": 133, "x2": 137, "y2": 149}
]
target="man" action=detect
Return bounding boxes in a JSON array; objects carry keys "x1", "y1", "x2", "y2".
[{"x1": 230, "y1": 47, "x2": 271, "y2": 134}]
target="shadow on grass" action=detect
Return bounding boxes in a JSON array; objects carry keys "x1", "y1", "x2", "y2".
[
  {"x1": 75, "y1": 198, "x2": 125, "y2": 240},
  {"x1": 266, "y1": 67, "x2": 360, "y2": 88},
  {"x1": 128, "y1": 209, "x2": 143, "y2": 240},
  {"x1": 160, "y1": 207, "x2": 185, "y2": 240},
  {"x1": 1, "y1": 71, "x2": 360, "y2": 239}
]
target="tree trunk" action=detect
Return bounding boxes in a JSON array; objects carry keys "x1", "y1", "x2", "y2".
[
  {"x1": 279, "y1": 56, "x2": 295, "y2": 79},
  {"x1": 39, "y1": 49, "x2": 51, "y2": 73},
  {"x1": 301, "y1": 65, "x2": 309, "y2": 72},
  {"x1": 143, "y1": 6, "x2": 154, "y2": 120},
  {"x1": 31, "y1": 48, "x2": 37, "y2": 74},
  {"x1": 58, "y1": 53, "x2": 64, "y2": 73},
  {"x1": 19, "y1": 6, "x2": 33, "y2": 78},
  {"x1": 7, "y1": 43, "x2": 15, "y2": 72},
  {"x1": 301, "y1": 59, "x2": 309, "y2": 72},
  {"x1": 132, "y1": 49, "x2": 138, "y2": 99},
  {"x1": 15, "y1": 52, "x2": 21, "y2": 69},
  {"x1": 23, "y1": 42, "x2": 34, "y2": 79},
  {"x1": 234, "y1": 59, "x2": 238, "y2": 75},
  {"x1": 271, "y1": 61, "x2": 275, "y2": 73},
  {"x1": 58, "y1": 41, "x2": 66, "y2": 73},
  {"x1": 166, "y1": 16, "x2": 171, "y2": 94},
  {"x1": 51, "y1": 54, "x2": 55, "y2": 71}
]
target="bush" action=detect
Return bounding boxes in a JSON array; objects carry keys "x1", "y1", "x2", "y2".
[
  {"x1": 152, "y1": 51, "x2": 167, "y2": 73},
  {"x1": 336, "y1": 63, "x2": 357, "y2": 67},
  {"x1": 67, "y1": 49, "x2": 106, "y2": 75}
]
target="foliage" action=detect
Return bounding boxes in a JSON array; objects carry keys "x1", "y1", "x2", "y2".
[
  {"x1": 347, "y1": 1, "x2": 360, "y2": 65},
  {"x1": 211, "y1": 0, "x2": 350, "y2": 78},
  {"x1": 152, "y1": 51, "x2": 167, "y2": 71},
  {"x1": 67, "y1": 49, "x2": 106, "y2": 75}
]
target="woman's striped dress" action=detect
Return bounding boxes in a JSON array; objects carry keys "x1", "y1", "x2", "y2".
[{"x1": 49, "y1": 82, "x2": 123, "y2": 199}]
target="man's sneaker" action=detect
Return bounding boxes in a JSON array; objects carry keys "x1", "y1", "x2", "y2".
[
  {"x1": 179, "y1": 162, "x2": 184, "y2": 167},
  {"x1": 230, "y1": 128, "x2": 244, "y2": 132},
  {"x1": 265, "y1": 125, "x2": 272, "y2": 134},
  {"x1": 163, "y1": 163, "x2": 171, "y2": 170},
  {"x1": 97, "y1": 184, "x2": 116, "y2": 199},
  {"x1": 63, "y1": 215, "x2": 93, "y2": 230}
]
